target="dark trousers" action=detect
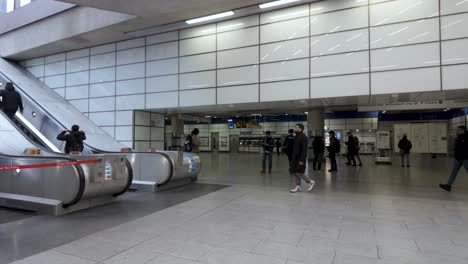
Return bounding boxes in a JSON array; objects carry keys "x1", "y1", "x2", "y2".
[
  {"x1": 355, "y1": 152, "x2": 362, "y2": 165},
  {"x1": 313, "y1": 152, "x2": 323, "y2": 170},
  {"x1": 329, "y1": 152, "x2": 337, "y2": 171},
  {"x1": 347, "y1": 151, "x2": 356, "y2": 165},
  {"x1": 262, "y1": 152, "x2": 273, "y2": 172},
  {"x1": 277, "y1": 147, "x2": 280, "y2": 156},
  {"x1": 448, "y1": 159, "x2": 468, "y2": 186},
  {"x1": 4, "y1": 110, "x2": 16, "y2": 119}
]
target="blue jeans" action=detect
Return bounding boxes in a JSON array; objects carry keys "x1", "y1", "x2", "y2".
[
  {"x1": 448, "y1": 159, "x2": 468, "y2": 186},
  {"x1": 262, "y1": 152, "x2": 272, "y2": 171}
]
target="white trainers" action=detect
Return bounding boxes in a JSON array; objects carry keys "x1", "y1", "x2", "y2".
[
  {"x1": 290, "y1": 186, "x2": 302, "y2": 193},
  {"x1": 307, "y1": 181, "x2": 315, "y2": 192}
]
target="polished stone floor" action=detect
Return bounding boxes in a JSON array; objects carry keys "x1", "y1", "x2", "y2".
[{"x1": 4, "y1": 153, "x2": 468, "y2": 264}]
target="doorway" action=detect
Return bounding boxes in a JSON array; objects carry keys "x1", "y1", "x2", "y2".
[
  {"x1": 230, "y1": 135, "x2": 239, "y2": 153},
  {"x1": 211, "y1": 132, "x2": 219, "y2": 152}
]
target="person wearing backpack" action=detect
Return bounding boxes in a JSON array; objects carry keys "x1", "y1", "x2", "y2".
[
  {"x1": 283, "y1": 129, "x2": 295, "y2": 174},
  {"x1": 312, "y1": 135, "x2": 325, "y2": 171},
  {"x1": 327, "y1": 131, "x2": 340, "y2": 172},
  {"x1": 57, "y1": 125, "x2": 86, "y2": 154},
  {"x1": 398, "y1": 134, "x2": 412, "y2": 168},
  {"x1": 0, "y1": 82, "x2": 24, "y2": 119},
  {"x1": 184, "y1": 128, "x2": 199, "y2": 152},
  {"x1": 345, "y1": 131, "x2": 358, "y2": 166}
]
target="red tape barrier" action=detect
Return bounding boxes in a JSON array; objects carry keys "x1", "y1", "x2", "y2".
[{"x1": 0, "y1": 159, "x2": 101, "y2": 171}]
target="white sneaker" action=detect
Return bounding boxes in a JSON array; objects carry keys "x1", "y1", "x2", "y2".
[
  {"x1": 307, "y1": 181, "x2": 315, "y2": 192},
  {"x1": 290, "y1": 186, "x2": 302, "y2": 193}
]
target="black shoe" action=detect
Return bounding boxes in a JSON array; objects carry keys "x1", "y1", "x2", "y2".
[
  {"x1": 358, "y1": 164, "x2": 363, "y2": 167},
  {"x1": 407, "y1": 165, "x2": 410, "y2": 168},
  {"x1": 439, "y1": 184, "x2": 452, "y2": 192},
  {"x1": 345, "y1": 163, "x2": 350, "y2": 166},
  {"x1": 401, "y1": 165, "x2": 405, "y2": 168}
]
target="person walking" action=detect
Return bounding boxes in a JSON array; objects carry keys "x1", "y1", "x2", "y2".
[
  {"x1": 261, "y1": 131, "x2": 275, "y2": 173},
  {"x1": 290, "y1": 124, "x2": 315, "y2": 193},
  {"x1": 327, "y1": 131, "x2": 340, "y2": 172},
  {"x1": 398, "y1": 134, "x2": 412, "y2": 168},
  {"x1": 283, "y1": 129, "x2": 295, "y2": 174},
  {"x1": 56, "y1": 125, "x2": 86, "y2": 154},
  {"x1": 345, "y1": 131, "x2": 357, "y2": 166},
  {"x1": 354, "y1": 135, "x2": 363, "y2": 166},
  {"x1": 0, "y1": 82, "x2": 24, "y2": 119},
  {"x1": 183, "y1": 128, "x2": 200, "y2": 153},
  {"x1": 276, "y1": 139, "x2": 281, "y2": 156},
  {"x1": 440, "y1": 126, "x2": 468, "y2": 192},
  {"x1": 312, "y1": 135, "x2": 325, "y2": 171}
]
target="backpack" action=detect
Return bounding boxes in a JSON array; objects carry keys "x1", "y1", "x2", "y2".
[
  {"x1": 69, "y1": 132, "x2": 84, "y2": 152},
  {"x1": 184, "y1": 134, "x2": 193, "y2": 152}
]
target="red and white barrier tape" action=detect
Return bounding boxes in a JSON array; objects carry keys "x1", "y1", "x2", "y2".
[{"x1": 0, "y1": 159, "x2": 101, "y2": 171}]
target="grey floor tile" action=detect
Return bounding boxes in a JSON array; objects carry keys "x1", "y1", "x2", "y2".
[
  {"x1": 54, "y1": 236, "x2": 131, "y2": 262},
  {"x1": 199, "y1": 248, "x2": 286, "y2": 264},
  {"x1": 333, "y1": 253, "x2": 378, "y2": 264},
  {"x1": 10, "y1": 250, "x2": 97, "y2": 264},
  {"x1": 102, "y1": 246, "x2": 161, "y2": 264}
]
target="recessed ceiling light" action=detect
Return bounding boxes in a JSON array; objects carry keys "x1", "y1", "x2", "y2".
[
  {"x1": 186, "y1": 11, "x2": 235, "y2": 24},
  {"x1": 382, "y1": 111, "x2": 386, "y2": 114},
  {"x1": 205, "y1": 116, "x2": 211, "y2": 118},
  {"x1": 259, "y1": 0, "x2": 301, "y2": 9}
]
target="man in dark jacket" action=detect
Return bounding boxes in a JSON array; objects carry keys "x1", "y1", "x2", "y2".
[
  {"x1": 398, "y1": 134, "x2": 412, "y2": 167},
  {"x1": 261, "y1": 131, "x2": 275, "y2": 173},
  {"x1": 290, "y1": 124, "x2": 315, "y2": 193},
  {"x1": 283, "y1": 129, "x2": 295, "y2": 172},
  {"x1": 57, "y1": 125, "x2": 86, "y2": 154},
  {"x1": 440, "y1": 126, "x2": 468, "y2": 191},
  {"x1": 328, "y1": 131, "x2": 340, "y2": 172},
  {"x1": 0, "y1": 82, "x2": 24, "y2": 119},
  {"x1": 312, "y1": 135, "x2": 325, "y2": 171},
  {"x1": 345, "y1": 131, "x2": 357, "y2": 166}
]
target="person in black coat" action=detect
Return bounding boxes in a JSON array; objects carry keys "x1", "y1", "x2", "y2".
[
  {"x1": 345, "y1": 131, "x2": 357, "y2": 166},
  {"x1": 312, "y1": 135, "x2": 325, "y2": 171},
  {"x1": 440, "y1": 126, "x2": 468, "y2": 191},
  {"x1": 261, "y1": 131, "x2": 275, "y2": 173},
  {"x1": 57, "y1": 124, "x2": 86, "y2": 154},
  {"x1": 398, "y1": 134, "x2": 412, "y2": 167},
  {"x1": 0, "y1": 82, "x2": 24, "y2": 119},
  {"x1": 290, "y1": 124, "x2": 315, "y2": 193},
  {"x1": 327, "y1": 131, "x2": 340, "y2": 172}
]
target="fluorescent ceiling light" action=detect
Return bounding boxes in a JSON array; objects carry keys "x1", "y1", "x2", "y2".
[
  {"x1": 186, "y1": 11, "x2": 235, "y2": 24},
  {"x1": 259, "y1": 0, "x2": 301, "y2": 9}
]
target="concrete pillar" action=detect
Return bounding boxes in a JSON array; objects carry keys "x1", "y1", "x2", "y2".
[
  {"x1": 171, "y1": 114, "x2": 185, "y2": 150},
  {"x1": 307, "y1": 109, "x2": 324, "y2": 137}
]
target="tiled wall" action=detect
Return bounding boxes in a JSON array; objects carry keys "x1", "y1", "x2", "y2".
[
  {"x1": 20, "y1": 0, "x2": 468, "y2": 145},
  {"x1": 134, "y1": 111, "x2": 165, "y2": 151}
]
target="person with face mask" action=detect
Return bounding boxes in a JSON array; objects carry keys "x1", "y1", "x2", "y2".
[
  {"x1": 440, "y1": 126, "x2": 468, "y2": 192},
  {"x1": 290, "y1": 124, "x2": 315, "y2": 193}
]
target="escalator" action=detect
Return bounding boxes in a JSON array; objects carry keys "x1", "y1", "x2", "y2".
[
  {"x1": 0, "y1": 58, "x2": 200, "y2": 191},
  {"x1": 0, "y1": 112, "x2": 132, "y2": 215}
]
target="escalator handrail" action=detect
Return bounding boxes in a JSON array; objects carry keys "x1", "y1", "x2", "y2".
[
  {"x1": 0, "y1": 153, "x2": 86, "y2": 208},
  {"x1": 112, "y1": 158, "x2": 133, "y2": 197}
]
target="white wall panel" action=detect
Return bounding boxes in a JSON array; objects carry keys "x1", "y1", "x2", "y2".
[
  {"x1": 89, "y1": 97, "x2": 115, "y2": 112},
  {"x1": 371, "y1": 43, "x2": 439, "y2": 71},
  {"x1": 45, "y1": 61, "x2": 65, "y2": 76},
  {"x1": 261, "y1": 59, "x2": 309, "y2": 82},
  {"x1": 66, "y1": 57, "x2": 89, "y2": 73},
  {"x1": 45, "y1": 75, "x2": 65, "y2": 88},
  {"x1": 310, "y1": 0, "x2": 368, "y2": 15},
  {"x1": 45, "y1": 53, "x2": 65, "y2": 64},
  {"x1": 146, "y1": 41, "x2": 178, "y2": 61},
  {"x1": 180, "y1": 53, "x2": 216, "y2": 73},
  {"x1": 151, "y1": 128, "x2": 165, "y2": 141},
  {"x1": 146, "y1": 31, "x2": 178, "y2": 45},
  {"x1": 261, "y1": 4, "x2": 309, "y2": 24},
  {"x1": 180, "y1": 71, "x2": 216, "y2": 90},
  {"x1": 24, "y1": 57, "x2": 45, "y2": 67},
  {"x1": 146, "y1": 58, "x2": 178, "y2": 77},
  {"x1": 89, "y1": 112, "x2": 115, "y2": 126},
  {"x1": 310, "y1": 74, "x2": 369, "y2": 98},
  {"x1": 146, "y1": 75, "x2": 178, "y2": 93},
  {"x1": 134, "y1": 111, "x2": 150, "y2": 126},
  {"x1": 146, "y1": 92, "x2": 179, "y2": 109},
  {"x1": 261, "y1": 38, "x2": 309, "y2": 63},
  {"x1": 442, "y1": 39, "x2": 468, "y2": 65},
  {"x1": 117, "y1": 47, "x2": 145, "y2": 65},
  {"x1": 310, "y1": 29, "x2": 369, "y2": 56},
  {"x1": 67, "y1": 49, "x2": 89, "y2": 60},
  {"x1": 441, "y1": 0, "x2": 468, "y2": 15},
  {"x1": 116, "y1": 78, "x2": 145, "y2": 95},
  {"x1": 217, "y1": 84, "x2": 259, "y2": 104},
  {"x1": 90, "y1": 67, "x2": 115, "y2": 83},
  {"x1": 116, "y1": 111, "x2": 133, "y2": 126},
  {"x1": 441, "y1": 13, "x2": 468, "y2": 40},
  {"x1": 53, "y1": 88, "x2": 65, "y2": 98},
  {"x1": 260, "y1": 17, "x2": 309, "y2": 43},
  {"x1": 116, "y1": 38, "x2": 145, "y2": 51},
  {"x1": 66, "y1": 71, "x2": 89, "y2": 86},
  {"x1": 260, "y1": 79, "x2": 308, "y2": 101},
  {"x1": 27, "y1": 65, "x2": 44, "y2": 77},
  {"x1": 217, "y1": 65, "x2": 259, "y2": 87},
  {"x1": 116, "y1": 94, "x2": 145, "y2": 110},
  {"x1": 217, "y1": 27, "x2": 259, "y2": 50},
  {"x1": 370, "y1": 0, "x2": 439, "y2": 26},
  {"x1": 90, "y1": 53, "x2": 115, "y2": 69},
  {"x1": 66, "y1": 85, "x2": 88, "y2": 100},
  {"x1": 371, "y1": 67, "x2": 440, "y2": 94},
  {"x1": 310, "y1": 6, "x2": 368, "y2": 36},
  {"x1": 135, "y1": 126, "x2": 150, "y2": 141},
  {"x1": 217, "y1": 15, "x2": 258, "y2": 33},
  {"x1": 180, "y1": 24, "x2": 216, "y2": 39},
  {"x1": 116, "y1": 63, "x2": 145, "y2": 80},
  {"x1": 90, "y1": 82, "x2": 115, "y2": 97},
  {"x1": 69, "y1": 99, "x2": 88, "y2": 112},
  {"x1": 179, "y1": 35, "x2": 216, "y2": 56},
  {"x1": 180, "y1": 89, "x2": 216, "y2": 107},
  {"x1": 115, "y1": 126, "x2": 133, "y2": 141},
  {"x1": 90, "y1": 43, "x2": 115, "y2": 55},
  {"x1": 101, "y1": 127, "x2": 115, "y2": 138},
  {"x1": 217, "y1": 46, "x2": 259, "y2": 68},
  {"x1": 370, "y1": 18, "x2": 439, "y2": 49},
  {"x1": 310, "y1": 51, "x2": 368, "y2": 77},
  {"x1": 443, "y1": 64, "x2": 468, "y2": 90}
]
